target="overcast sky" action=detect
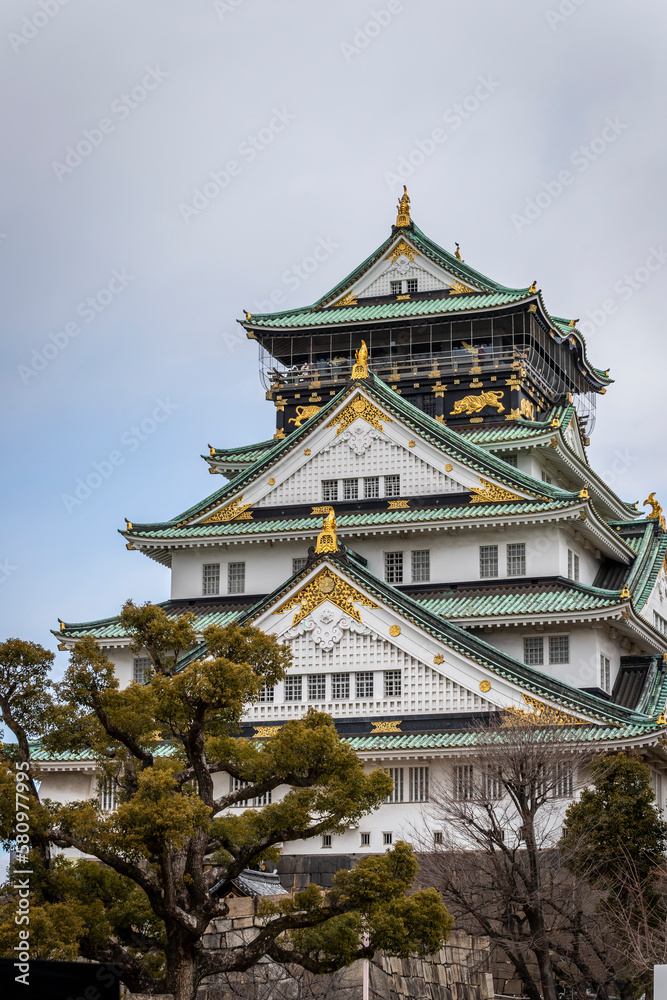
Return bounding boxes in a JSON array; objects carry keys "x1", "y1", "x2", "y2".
[{"x1": 1, "y1": 0, "x2": 666, "y2": 674}]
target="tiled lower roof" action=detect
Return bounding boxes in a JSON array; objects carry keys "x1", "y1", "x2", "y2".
[
  {"x1": 58, "y1": 599, "x2": 248, "y2": 640},
  {"x1": 209, "y1": 439, "x2": 276, "y2": 464},
  {"x1": 411, "y1": 578, "x2": 623, "y2": 619}
]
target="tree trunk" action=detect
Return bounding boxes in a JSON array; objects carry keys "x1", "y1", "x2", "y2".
[{"x1": 166, "y1": 937, "x2": 198, "y2": 1000}]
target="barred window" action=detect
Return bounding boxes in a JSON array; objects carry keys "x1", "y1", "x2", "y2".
[
  {"x1": 409, "y1": 766, "x2": 429, "y2": 802},
  {"x1": 133, "y1": 657, "x2": 151, "y2": 684},
  {"x1": 284, "y1": 676, "x2": 302, "y2": 702},
  {"x1": 567, "y1": 549, "x2": 580, "y2": 582},
  {"x1": 360, "y1": 832, "x2": 370, "y2": 846},
  {"x1": 655, "y1": 611, "x2": 667, "y2": 636},
  {"x1": 479, "y1": 545, "x2": 498, "y2": 578},
  {"x1": 433, "y1": 831, "x2": 443, "y2": 845},
  {"x1": 422, "y1": 393, "x2": 437, "y2": 417},
  {"x1": 228, "y1": 561, "x2": 245, "y2": 594},
  {"x1": 384, "y1": 670, "x2": 402, "y2": 697},
  {"x1": 453, "y1": 764, "x2": 473, "y2": 801},
  {"x1": 390, "y1": 280, "x2": 402, "y2": 295},
  {"x1": 322, "y1": 834, "x2": 332, "y2": 848},
  {"x1": 355, "y1": 671, "x2": 374, "y2": 699},
  {"x1": 257, "y1": 683, "x2": 274, "y2": 703},
  {"x1": 364, "y1": 476, "x2": 380, "y2": 499},
  {"x1": 549, "y1": 635, "x2": 569, "y2": 664},
  {"x1": 384, "y1": 474, "x2": 401, "y2": 497},
  {"x1": 406, "y1": 278, "x2": 418, "y2": 294},
  {"x1": 383, "y1": 832, "x2": 393, "y2": 845},
  {"x1": 384, "y1": 551, "x2": 403, "y2": 584},
  {"x1": 321, "y1": 479, "x2": 338, "y2": 502},
  {"x1": 524, "y1": 637, "x2": 544, "y2": 665},
  {"x1": 553, "y1": 761, "x2": 573, "y2": 798},
  {"x1": 99, "y1": 776, "x2": 117, "y2": 812},
  {"x1": 307, "y1": 674, "x2": 326, "y2": 701},
  {"x1": 507, "y1": 542, "x2": 526, "y2": 576},
  {"x1": 343, "y1": 477, "x2": 359, "y2": 500},
  {"x1": 231, "y1": 777, "x2": 272, "y2": 807},
  {"x1": 331, "y1": 673, "x2": 350, "y2": 700},
  {"x1": 600, "y1": 655, "x2": 611, "y2": 693},
  {"x1": 292, "y1": 557, "x2": 307, "y2": 575},
  {"x1": 385, "y1": 767, "x2": 404, "y2": 803},
  {"x1": 202, "y1": 562, "x2": 220, "y2": 596},
  {"x1": 481, "y1": 764, "x2": 502, "y2": 800},
  {"x1": 411, "y1": 549, "x2": 430, "y2": 583}
]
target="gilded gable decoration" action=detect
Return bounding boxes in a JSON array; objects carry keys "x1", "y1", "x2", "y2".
[
  {"x1": 199, "y1": 495, "x2": 253, "y2": 524},
  {"x1": 370, "y1": 720, "x2": 402, "y2": 733},
  {"x1": 326, "y1": 395, "x2": 392, "y2": 436},
  {"x1": 276, "y1": 568, "x2": 378, "y2": 627},
  {"x1": 503, "y1": 693, "x2": 586, "y2": 727},
  {"x1": 385, "y1": 237, "x2": 417, "y2": 264},
  {"x1": 469, "y1": 478, "x2": 524, "y2": 505}
]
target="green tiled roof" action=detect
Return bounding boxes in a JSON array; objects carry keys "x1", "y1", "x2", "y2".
[
  {"x1": 208, "y1": 439, "x2": 276, "y2": 464},
  {"x1": 28, "y1": 742, "x2": 178, "y2": 761},
  {"x1": 344, "y1": 723, "x2": 657, "y2": 752},
  {"x1": 413, "y1": 578, "x2": 623, "y2": 620},
  {"x1": 460, "y1": 405, "x2": 576, "y2": 445},
  {"x1": 125, "y1": 376, "x2": 585, "y2": 537},
  {"x1": 621, "y1": 522, "x2": 667, "y2": 608},
  {"x1": 58, "y1": 602, "x2": 245, "y2": 640}
]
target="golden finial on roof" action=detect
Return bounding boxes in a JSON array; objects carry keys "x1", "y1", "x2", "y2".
[
  {"x1": 125, "y1": 517, "x2": 133, "y2": 530},
  {"x1": 620, "y1": 585, "x2": 631, "y2": 600},
  {"x1": 579, "y1": 486, "x2": 589, "y2": 499},
  {"x1": 58, "y1": 619, "x2": 65, "y2": 633},
  {"x1": 454, "y1": 242, "x2": 462, "y2": 261},
  {"x1": 209, "y1": 445, "x2": 215, "y2": 457},
  {"x1": 244, "y1": 310, "x2": 252, "y2": 321},
  {"x1": 351, "y1": 340, "x2": 369, "y2": 380},
  {"x1": 395, "y1": 186, "x2": 411, "y2": 228},
  {"x1": 568, "y1": 319, "x2": 577, "y2": 328},
  {"x1": 528, "y1": 281, "x2": 537, "y2": 294},
  {"x1": 315, "y1": 507, "x2": 338, "y2": 554},
  {"x1": 644, "y1": 493, "x2": 666, "y2": 530}
]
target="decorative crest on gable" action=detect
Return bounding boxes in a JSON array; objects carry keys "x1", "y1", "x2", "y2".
[
  {"x1": 469, "y1": 478, "x2": 524, "y2": 505},
  {"x1": 385, "y1": 238, "x2": 417, "y2": 264},
  {"x1": 276, "y1": 568, "x2": 378, "y2": 626},
  {"x1": 326, "y1": 395, "x2": 392, "y2": 437},
  {"x1": 199, "y1": 495, "x2": 253, "y2": 524},
  {"x1": 503, "y1": 693, "x2": 587, "y2": 727}
]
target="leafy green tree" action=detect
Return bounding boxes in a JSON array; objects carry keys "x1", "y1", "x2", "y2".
[{"x1": 0, "y1": 604, "x2": 452, "y2": 1000}]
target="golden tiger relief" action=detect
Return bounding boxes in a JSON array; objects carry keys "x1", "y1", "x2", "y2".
[
  {"x1": 288, "y1": 405, "x2": 322, "y2": 427},
  {"x1": 450, "y1": 390, "x2": 505, "y2": 416}
]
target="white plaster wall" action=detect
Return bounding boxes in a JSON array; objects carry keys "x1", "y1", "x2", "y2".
[
  {"x1": 641, "y1": 566, "x2": 667, "y2": 628},
  {"x1": 37, "y1": 770, "x2": 96, "y2": 804}
]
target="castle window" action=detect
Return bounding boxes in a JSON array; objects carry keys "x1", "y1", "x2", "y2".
[
  {"x1": 390, "y1": 280, "x2": 402, "y2": 295},
  {"x1": 553, "y1": 761, "x2": 573, "y2": 798},
  {"x1": 567, "y1": 549, "x2": 580, "y2": 582},
  {"x1": 385, "y1": 767, "x2": 404, "y2": 803},
  {"x1": 292, "y1": 557, "x2": 307, "y2": 575},
  {"x1": 133, "y1": 657, "x2": 151, "y2": 684},
  {"x1": 307, "y1": 674, "x2": 326, "y2": 701},
  {"x1": 364, "y1": 476, "x2": 380, "y2": 499},
  {"x1": 453, "y1": 764, "x2": 474, "y2": 801},
  {"x1": 343, "y1": 477, "x2": 359, "y2": 500},
  {"x1": 331, "y1": 673, "x2": 350, "y2": 700},
  {"x1": 384, "y1": 670, "x2": 402, "y2": 697},
  {"x1": 231, "y1": 777, "x2": 272, "y2": 807},
  {"x1": 356, "y1": 671, "x2": 374, "y2": 699},
  {"x1": 412, "y1": 549, "x2": 430, "y2": 583},
  {"x1": 98, "y1": 776, "x2": 117, "y2": 812},
  {"x1": 479, "y1": 545, "x2": 498, "y2": 578},
  {"x1": 284, "y1": 676, "x2": 302, "y2": 702},
  {"x1": 202, "y1": 562, "x2": 220, "y2": 596},
  {"x1": 507, "y1": 543, "x2": 526, "y2": 576},
  {"x1": 549, "y1": 635, "x2": 569, "y2": 664},
  {"x1": 383, "y1": 832, "x2": 393, "y2": 846},
  {"x1": 600, "y1": 655, "x2": 611, "y2": 693},
  {"x1": 406, "y1": 278, "x2": 418, "y2": 294},
  {"x1": 322, "y1": 834, "x2": 332, "y2": 848},
  {"x1": 384, "y1": 475, "x2": 401, "y2": 497},
  {"x1": 542, "y1": 470, "x2": 552, "y2": 484},
  {"x1": 523, "y1": 637, "x2": 544, "y2": 665},
  {"x1": 481, "y1": 764, "x2": 502, "y2": 800},
  {"x1": 409, "y1": 766, "x2": 429, "y2": 802},
  {"x1": 433, "y1": 831, "x2": 443, "y2": 845},
  {"x1": 228, "y1": 561, "x2": 245, "y2": 594},
  {"x1": 360, "y1": 832, "x2": 371, "y2": 846},
  {"x1": 257, "y1": 683, "x2": 274, "y2": 703},
  {"x1": 502, "y1": 453, "x2": 518, "y2": 468},
  {"x1": 422, "y1": 393, "x2": 437, "y2": 417},
  {"x1": 384, "y1": 551, "x2": 404, "y2": 584},
  {"x1": 655, "y1": 611, "x2": 667, "y2": 636},
  {"x1": 321, "y1": 479, "x2": 338, "y2": 502}
]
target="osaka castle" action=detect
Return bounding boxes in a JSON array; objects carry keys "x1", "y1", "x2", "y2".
[{"x1": 43, "y1": 188, "x2": 667, "y2": 870}]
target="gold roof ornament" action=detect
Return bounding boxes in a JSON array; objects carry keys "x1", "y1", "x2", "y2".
[
  {"x1": 315, "y1": 507, "x2": 338, "y2": 554},
  {"x1": 568, "y1": 319, "x2": 577, "y2": 328},
  {"x1": 528, "y1": 281, "x2": 537, "y2": 294},
  {"x1": 58, "y1": 619, "x2": 65, "y2": 633},
  {"x1": 579, "y1": 486, "x2": 589, "y2": 499},
  {"x1": 351, "y1": 340, "x2": 369, "y2": 380},
  {"x1": 620, "y1": 585, "x2": 631, "y2": 600},
  {"x1": 454, "y1": 242, "x2": 462, "y2": 261},
  {"x1": 277, "y1": 567, "x2": 378, "y2": 626},
  {"x1": 125, "y1": 518, "x2": 133, "y2": 530},
  {"x1": 395, "y1": 185, "x2": 411, "y2": 227},
  {"x1": 244, "y1": 310, "x2": 252, "y2": 321},
  {"x1": 643, "y1": 493, "x2": 666, "y2": 529}
]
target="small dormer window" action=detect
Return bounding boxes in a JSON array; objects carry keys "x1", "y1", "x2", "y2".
[
  {"x1": 390, "y1": 280, "x2": 402, "y2": 295},
  {"x1": 406, "y1": 278, "x2": 418, "y2": 293}
]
